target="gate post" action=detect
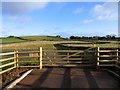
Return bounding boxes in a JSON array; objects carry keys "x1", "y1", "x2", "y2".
[
  {"x1": 14, "y1": 51, "x2": 16, "y2": 68},
  {"x1": 39, "y1": 47, "x2": 42, "y2": 69},
  {"x1": 116, "y1": 48, "x2": 118, "y2": 66},
  {"x1": 15, "y1": 50, "x2": 19, "y2": 68},
  {"x1": 67, "y1": 52, "x2": 69, "y2": 63},
  {"x1": 53, "y1": 50, "x2": 56, "y2": 64},
  {"x1": 96, "y1": 47, "x2": 100, "y2": 69}
]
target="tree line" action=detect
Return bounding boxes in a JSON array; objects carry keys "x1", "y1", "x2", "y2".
[{"x1": 56, "y1": 34, "x2": 119, "y2": 40}]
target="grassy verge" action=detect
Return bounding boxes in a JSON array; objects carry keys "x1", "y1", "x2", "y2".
[{"x1": 2, "y1": 68, "x2": 30, "y2": 88}]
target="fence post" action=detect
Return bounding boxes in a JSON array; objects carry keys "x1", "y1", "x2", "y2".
[
  {"x1": 15, "y1": 51, "x2": 19, "y2": 67},
  {"x1": 14, "y1": 51, "x2": 16, "y2": 68},
  {"x1": 53, "y1": 50, "x2": 56, "y2": 64},
  {"x1": 84, "y1": 50, "x2": 87, "y2": 62},
  {"x1": 67, "y1": 52, "x2": 69, "y2": 63},
  {"x1": 39, "y1": 47, "x2": 42, "y2": 69},
  {"x1": 116, "y1": 48, "x2": 118, "y2": 66},
  {"x1": 97, "y1": 47, "x2": 100, "y2": 69}
]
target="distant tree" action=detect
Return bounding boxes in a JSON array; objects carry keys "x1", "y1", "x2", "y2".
[
  {"x1": 65, "y1": 37, "x2": 69, "y2": 40},
  {"x1": 88, "y1": 37, "x2": 92, "y2": 39},
  {"x1": 100, "y1": 36, "x2": 106, "y2": 40},
  {"x1": 111, "y1": 34, "x2": 116, "y2": 39},
  {"x1": 8, "y1": 36, "x2": 14, "y2": 38},
  {"x1": 56, "y1": 35, "x2": 61, "y2": 38},
  {"x1": 106, "y1": 35, "x2": 112, "y2": 39},
  {"x1": 93, "y1": 36, "x2": 99, "y2": 40},
  {"x1": 81, "y1": 36, "x2": 85, "y2": 39},
  {"x1": 70, "y1": 36, "x2": 75, "y2": 39}
]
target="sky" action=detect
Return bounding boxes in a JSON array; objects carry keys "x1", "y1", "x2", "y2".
[{"x1": 0, "y1": 0, "x2": 119, "y2": 37}]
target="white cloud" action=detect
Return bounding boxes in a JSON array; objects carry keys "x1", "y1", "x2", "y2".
[
  {"x1": 82, "y1": 2, "x2": 118, "y2": 24},
  {"x1": 9, "y1": 16, "x2": 31, "y2": 23},
  {"x1": 97, "y1": 13, "x2": 118, "y2": 20},
  {"x1": 74, "y1": 7, "x2": 83, "y2": 14},
  {"x1": 2, "y1": 2, "x2": 48, "y2": 15},
  {"x1": 83, "y1": 19, "x2": 93, "y2": 24},
  {"x1": 92, "y1": 2, "x2": 118, "y2": 21}
]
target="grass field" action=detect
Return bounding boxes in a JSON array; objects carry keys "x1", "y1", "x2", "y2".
[
  {"x1": 62, "y1": 42, "x2": 119, "y2": 48},
  {"x1": 0, "y1": 36, "x2": 66, "y2": 44},
  {"x1": 1, "y1": 36, "x2": 119, "y2": 52},
  {"x1": 0, "y1": 37, "x2": 26, "y2": 44},
  {"x1": 21, "y1": 36, "x2": 66, "y2": 41},
  {"x1": 1, "y1": 42, "x2": 55, "y2": 51}
]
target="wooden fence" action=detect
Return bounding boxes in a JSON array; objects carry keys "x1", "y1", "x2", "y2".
[
  {"x1": 0, "y1": 51, "x2": 16, "y2": 74},
  {"x1": 0, "y1": 47, "x2": 42, "y2": 74},
  {"x1": 97, "y1": 47, "x2": 119, "y2": 67},
  {"x1": 0, "y1": 47, "x2": 120, "y2": 74}
]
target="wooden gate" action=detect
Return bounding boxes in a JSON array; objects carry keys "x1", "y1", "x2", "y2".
[
  {"x1": 0, "y1": 47, "x2": 119, "y2": 74},
  {"x1": 42, "y1": 48, "x2": 96, "y2": 68}
]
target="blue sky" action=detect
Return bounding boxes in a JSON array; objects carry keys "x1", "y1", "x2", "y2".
[{"x1": 1, "y1": 1, "x2": 118, "y2": 37}]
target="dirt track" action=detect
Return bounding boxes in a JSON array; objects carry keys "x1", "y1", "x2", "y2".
[{"x1": 13, "y1": 67, "x2": 120, "y2": 89}]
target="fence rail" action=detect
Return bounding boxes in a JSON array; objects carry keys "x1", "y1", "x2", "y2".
[
  {"x1": 0, "y1": 47, "x2": 120, "y2": 74},
  {"x1": 0, "y1": 47, "x2": 42, "y2": 74},
  {"x1": 42, "y1": 49, "x2": 95, "y2": 67},
  {"x1": 97, "y1": 47, "x2": 119, "y2": 67}
]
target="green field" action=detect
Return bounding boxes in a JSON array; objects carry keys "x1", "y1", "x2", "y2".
[
  {"x1": 61, "y1": 41, "x2": 119, "y2": 48},
  {"x1": 1, "y1": 36, "x2": 119, "y2": 51},
  {"x1": 0, "y1": 36, "x2": 66, "y2": 44},
  {"x1": 21, "y1": 36, "x2": 65, "y2": 41},
  {"x1": 0, "y1": 37, "x2": 26, "y2": 44}
]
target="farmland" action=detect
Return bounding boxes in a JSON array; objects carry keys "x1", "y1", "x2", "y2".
[
  {"x1": 0, "y1": 37, "x2": 26, "y2": 44},
  {"x1": 59, "y1": 41, "x2": 119, "y2": 48},
  {"x1": 0, "y1": 36, "x2": 119, "y2": 51},
  {"x1": 0, "y1": 36, "x2": 66, "y2": 43},
  {"x1": 0, "y1": 36, "x2": 66, "y2": 44},
  {"x1": 21, "y1": 36, "x2": 66, "y2": 41},
  {"x1": 0, "y1": 35, "x2": 120, "y2": 89}
]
